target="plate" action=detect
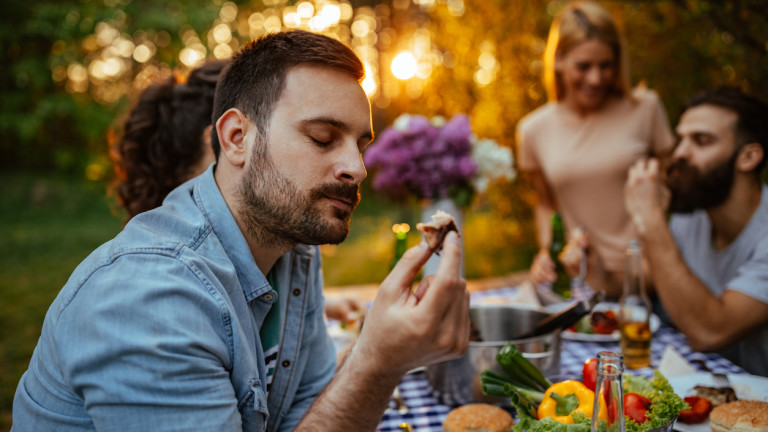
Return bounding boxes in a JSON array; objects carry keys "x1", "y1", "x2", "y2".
[
  {"x1": 556, "y1": 302, "x2": 660, "y2": 342},
  {"x1": 669, "y1": 373, "x2": 768, "y2": 432}
]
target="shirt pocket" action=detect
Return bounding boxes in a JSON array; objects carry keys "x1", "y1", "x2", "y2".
[{"x1": 238, "y1": 378, "x2": 270, "y2": 432}]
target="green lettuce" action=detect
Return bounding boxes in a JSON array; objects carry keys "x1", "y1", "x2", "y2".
[{"x1": 623, "y1": 371, "x2": 688, "y2": 432}]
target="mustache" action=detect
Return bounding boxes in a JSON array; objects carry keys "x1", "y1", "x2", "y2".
[
  {"x1": 666, "y1": 159, "x2": 698, "y2": 179},
  {"x1": 311, "y1": 182, "x2": 361, "y2": 207}
]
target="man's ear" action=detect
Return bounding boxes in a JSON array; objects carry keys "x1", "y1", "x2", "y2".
[
  {"x1": 215, "y1": 108, "x2": 252, "y2": 168},
  {"x1": 736, "y1": 142, "x2": 764, "y2": 173}
]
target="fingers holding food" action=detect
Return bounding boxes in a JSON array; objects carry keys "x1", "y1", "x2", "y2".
[{"x1": 416, "y1": 210, "x2": 458, "y2": 254}]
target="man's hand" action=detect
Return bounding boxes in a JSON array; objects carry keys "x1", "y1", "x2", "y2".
[
  {"x1": 353, "y1": 231, "x2": 469, "y2": 376},
  {"x1": 296, "y1": 232, "x2": 468, "y2": 431},
  {"x1": 625, "y1": 158, "x2": 670, "y2": 234}
]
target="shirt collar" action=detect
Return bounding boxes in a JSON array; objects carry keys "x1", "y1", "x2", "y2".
[{"x1": 194, "y1": 164, "x2": 271, "y2": 302}]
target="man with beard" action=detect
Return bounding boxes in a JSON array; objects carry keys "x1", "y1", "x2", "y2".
[
  {"x1": 12, "y1": 31, "x2": 470, "y2": 431},
  {"x1": 624, "y1": 87, "x2": 768, "y2": 376}
]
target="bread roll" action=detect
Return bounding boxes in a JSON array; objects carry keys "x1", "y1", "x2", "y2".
[
  {"x1": 443, "y1": 403, "x2": 514, "y2": 432},
  {"x1": 710, "y1": 400, "x2": 768, "y2": 432},
  {"x1": 416, "y1": 210, "x2": 458, "y2": 253}
]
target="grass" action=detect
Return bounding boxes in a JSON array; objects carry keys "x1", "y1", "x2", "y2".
[
  {"x1": 0, "y1": 172, "x2": 124, "y2": 431},
  {"x1": 0, "y1": 172, "x2": 534, "y2": 430}
]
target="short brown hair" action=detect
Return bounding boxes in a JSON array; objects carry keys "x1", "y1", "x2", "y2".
[
  {"x1": 211, "y1": 30, "x2": 364, "y2": 158},
  {"x1": 543, "y1": 1, "x2": 631, "y2": 102}
]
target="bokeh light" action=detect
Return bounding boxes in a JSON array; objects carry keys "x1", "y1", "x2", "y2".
[
  {"x1": 132, "y1": 44, "x2": 152, "y2": 63},
  {"x1": 212, "y1": 23, "x2": 232, "y2": 44},
  {"x1": 391, "y1": 51, "x2": 417, "y2": 80},
  {"x1": 58, "y1": 0, "x2": 457, "y2": 111},
  {"x1": 297, "y1": 2, "x2": 314, "y2": 19},
  {"x1": 220, "y1": 2, "x2": 238, "y2": 22},
  {"x1": 179, "y1": 46, "x2": 206, "y2": 67}
]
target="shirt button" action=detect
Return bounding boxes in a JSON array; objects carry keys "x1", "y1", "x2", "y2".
[
  {"x1": 281, "y1": 360, "x2": 291, "y2": 368},
  {"x1": 292, "y1": 288, "x2": 301, "y2": 296},
  {"x1": 263, "y1": 293, "x2": 274, "y2": 301}
]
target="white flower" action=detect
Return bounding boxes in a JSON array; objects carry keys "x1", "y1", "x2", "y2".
[
  {"x1": 470, "y1": 138, "x2": 516, "y2": 193},
  {"x1": 393, "y1": 114, "x2": 412, "y2": 132},
  {"x1": 430, "y1": 115, "x2": 446, "y2": 128}
]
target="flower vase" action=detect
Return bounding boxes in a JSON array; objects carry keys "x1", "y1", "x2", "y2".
[{"x1": 422, "y1": 197, "x2": 465, "y2": 277}]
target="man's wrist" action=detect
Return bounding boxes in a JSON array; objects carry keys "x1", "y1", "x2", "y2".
[
  {"x1": 344, "y1": 337, "x2": 407, "y2": 384},
  {"x1": 634, "y1": 207, "x2": 668, "y2": 238}
]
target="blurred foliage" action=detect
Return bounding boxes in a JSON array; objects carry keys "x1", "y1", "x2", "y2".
[
  {"x1": 0, "y1": 0, "x2": 221, "y2": 174},
  {"x1": 2, "y1": 0, "x2": 767, "y2": 173},
  {"x1": 1, "y1": 0, "x2": 766, "y2": 218}
]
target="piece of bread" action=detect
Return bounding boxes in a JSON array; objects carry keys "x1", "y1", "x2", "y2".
[
  {"x1": 710, "y1": 400, "x2": 768, "y2": 432},
  {"x1": 443, "y1": 403, "x2": 514, "y2": 432},
  {"x1": 416, "y1": 210, "x2": 458, "y2": 253}
]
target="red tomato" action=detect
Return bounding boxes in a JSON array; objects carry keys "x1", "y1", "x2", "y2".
[
  {"x1": 582, "y1": 358, "x2": 598, "y2": 391},
  {"x1": 679, "y1": 396, "x2": 712, "y2": 424},
  {"x1": 624, "y1": 393, "x2": 652, "y2": 424}
]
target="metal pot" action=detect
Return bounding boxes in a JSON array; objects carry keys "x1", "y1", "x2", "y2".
[{"x1": 426, "y1": 304, "x2": 561, "y2": 406}]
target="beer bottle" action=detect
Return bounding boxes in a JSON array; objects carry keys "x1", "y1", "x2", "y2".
[
  {"x1": 549, "y1": 213, "x2": 571, "y2": 298},
  {"x1": 619, "y1": 240, "x2": 652, "y2": 369},
  {"x1": 391, "y1": 223, "x2": 409, "y2": 269},
  {"x1": 591, "y1": 351, "x2": 625, "y2": 432}
]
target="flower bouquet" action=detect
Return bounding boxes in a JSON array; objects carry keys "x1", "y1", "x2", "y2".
[{"x1": 364, "y1": 113, "x2": 515, "y2": 208}]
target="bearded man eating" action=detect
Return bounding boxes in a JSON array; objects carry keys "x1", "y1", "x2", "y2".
[
  {"x1": 12, "y1": 30, "x2": 470, "y2": 431},
  {"x1": 624, "y1": 87, "x2": 768, "y2": 376}
]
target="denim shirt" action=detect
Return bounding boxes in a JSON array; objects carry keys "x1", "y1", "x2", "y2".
[{"x1": 12, "y1": 165, "x2": 336, "y2": 431}]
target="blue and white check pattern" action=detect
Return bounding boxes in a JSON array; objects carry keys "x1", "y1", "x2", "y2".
[{"x1": 376, "y1": 286, "x2": 744, "y2": 432}]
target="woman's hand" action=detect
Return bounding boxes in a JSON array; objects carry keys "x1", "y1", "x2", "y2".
[
  {"x1": 559, "y1": 228, "x2": 588, "y2": 277},
  {"x1": 530, "y1": 249, "x2": 556, "y2": 285},
  {"x1": 325, "y1": 297, "x2": 365, "y2": 324}
]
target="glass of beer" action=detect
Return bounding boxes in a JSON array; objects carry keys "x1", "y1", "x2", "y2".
[{"x1": 619, "y1": 316, "x2": 651, "y2": 369}]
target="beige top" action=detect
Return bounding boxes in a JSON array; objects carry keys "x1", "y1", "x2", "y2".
[{"x1": 517, "y1": 89, "x2": 675, "y2": 272}]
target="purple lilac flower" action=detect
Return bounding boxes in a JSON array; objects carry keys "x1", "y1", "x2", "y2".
[{"x1": 363, "y1": 114, "x2": 478, "y2": 201}]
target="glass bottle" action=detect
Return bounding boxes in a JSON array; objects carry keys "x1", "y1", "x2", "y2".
[
  {"x1": 391, "y1": 223, "x2": 410, "y2": 269},
  {"x1": 619, "y1": 240, "x2": 652, "y2": 369},
  {"x1": 549, "y1": 213, "x2": 571, "y2": 299},
  {"x1": 591, "y1": 351, "x2": 625, "y2": 432}
]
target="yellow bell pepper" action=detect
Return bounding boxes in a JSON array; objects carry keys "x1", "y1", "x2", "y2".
[{"x1": 537, "y1": 380, "x2": 608, "y2": 424}]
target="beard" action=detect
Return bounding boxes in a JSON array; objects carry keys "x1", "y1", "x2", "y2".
[
  {"x1": 666, "y1": 152, "x2": 737, "y2": 213},
  {"x1": 236, "y1": 136, "x2": 360, "y2": 247}
]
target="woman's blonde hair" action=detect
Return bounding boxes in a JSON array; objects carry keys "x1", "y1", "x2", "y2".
[{"x1": 543, "y1": 1, "x2": 631, "y2": 102}]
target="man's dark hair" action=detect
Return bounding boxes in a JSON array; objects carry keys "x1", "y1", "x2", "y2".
[
  {"x1": 683, "y1": 86, "x2": 768, "y2": 177},
  {"x1": 211, "y1": 30, "x2": 364, "y2": 158}
]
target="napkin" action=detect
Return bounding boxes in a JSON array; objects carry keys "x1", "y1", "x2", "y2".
[
  {"x1": 473, "y1": 280, "x2": 544, "y2": 308},
  {"x1": 513, "y1": 280, "x2": 543, "y2": 308},
  {"x1": 658, "y1": 345, "x2": 698, "y2": 377}
]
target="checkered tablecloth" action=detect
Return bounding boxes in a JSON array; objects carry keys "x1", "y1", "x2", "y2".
[{"x1": 376, "y1": 286, "x2": 744, "y2": 432}]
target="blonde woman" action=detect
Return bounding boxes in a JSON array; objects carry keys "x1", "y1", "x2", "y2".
[{"x1": 517, "y1": 1, "x2": 675, "y2": 299}]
